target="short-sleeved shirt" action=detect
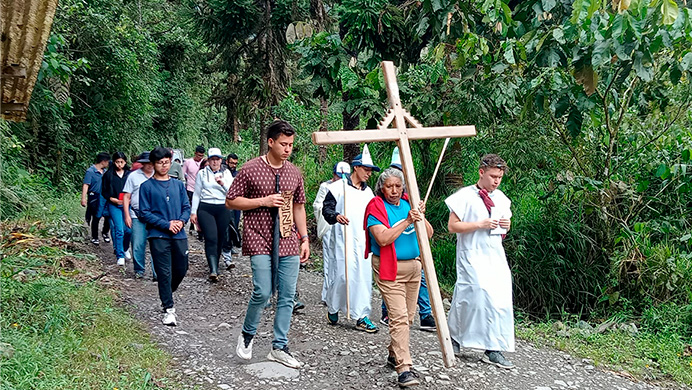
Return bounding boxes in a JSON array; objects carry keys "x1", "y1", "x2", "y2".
[
  {"x1": 367, "y1": 198, "x2": 420, "y2": 260},
  {"x1": 83, "y1": 165, "x2": 104, "y2": 194},
  {"x1": 182, "y1": 158, "x2": 202, "y2": 192},
  {"x1": 226, "y1": 156, "x2": 306, "y2": 257},
  {"x1": 122, "y1": 168, "x2": 153, "y2": 218}
]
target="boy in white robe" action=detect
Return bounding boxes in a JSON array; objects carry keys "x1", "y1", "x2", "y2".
[{"x1": 445, "y1": 154, "x2": 515, "y2": 369}]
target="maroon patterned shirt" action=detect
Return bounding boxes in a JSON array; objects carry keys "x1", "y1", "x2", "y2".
[{"x1": 226, "y1": 156, "x2": 306, "y2": 257}]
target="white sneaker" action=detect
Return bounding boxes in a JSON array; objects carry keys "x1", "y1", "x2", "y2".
[
  {"x1": 162, "y1": 308, "x2": 177, "y2": 326},
  {"x1": 267, "y1": 347, "x2": 302, "y2": 369},
  {"x1": 236, "y1": 333, "x2": 253, "y2": 360},
  {"x1": 117, "y1": 258, "x2": 125, "y2": 266},
  {"x1": 222, "y1": 250, "x2": 234, "y2": 269},
  {"x1": 124, "y1": 249, "x2": 132, "y2": 260}
]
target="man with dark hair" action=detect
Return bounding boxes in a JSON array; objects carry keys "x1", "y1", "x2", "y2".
[
  {"x1": 445, "y1": 153, "x2": 514, "y2": 369},
  {"x1": 222, "y1": 153, "x2": 239, "y2": 172},
  {"x1": 81, "y1": 152, "x2": 111, "y2": 245},
  {"x1": 139, "y1": 147, "x2": 191, "y2": 326},
  {"x1": 183, "y1": 145, "x2": 205, "y2": 236},
  {"x1": 123, "y1": 151, "x2": 158, "y2": 281},
  {"x1": 226, "y1": 119, "x2": 309, "y2": 369},
  {"x1": 321, "y1": 148, "x2": 379, "y2": 333}
]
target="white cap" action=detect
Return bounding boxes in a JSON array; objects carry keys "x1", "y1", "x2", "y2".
[
  {"x1": 334, "y1": 161, "x2": 351, "y2": 175},
  {"x1": 208, "y1": 148, "x2": 223, "y2": 159}
]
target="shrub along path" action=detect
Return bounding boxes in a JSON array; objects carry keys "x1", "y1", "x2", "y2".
[{"x1": 91, "y1": 238, "x2": 680, "y2": 390}]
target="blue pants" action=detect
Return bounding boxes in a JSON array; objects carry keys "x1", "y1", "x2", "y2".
[
  {"x1": 382, "y1": 270, "x2": 431, "y2": 319},
  {"x1": 107, "y1": 204, "x2": 131, "y2": 259},
  {"x1": 131, "y1": 217, "x2": 156, "y2": 278},
  {"x1": 242, "y1": 254, "x2": 300, "y2": 349}
]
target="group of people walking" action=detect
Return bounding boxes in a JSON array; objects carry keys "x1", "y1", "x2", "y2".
[
  {"x1": 81, "y1": 119, "x2": 516, "y2": 388},
  {"x1": 315, "y1": 147, "x2": 515, "y2": 387}
]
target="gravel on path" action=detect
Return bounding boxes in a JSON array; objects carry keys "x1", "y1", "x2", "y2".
[{"x1": 91, "y1": 238, "x2": 684, "y2": 390}]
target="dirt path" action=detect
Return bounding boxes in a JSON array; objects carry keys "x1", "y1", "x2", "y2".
[{"x1": 91, "y1": 238, "x2": 679, "y2": 390}]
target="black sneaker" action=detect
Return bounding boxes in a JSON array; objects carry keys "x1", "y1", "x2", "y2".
[
  {"x1": 397, "y1": 371, "x2": 420, "y2": 387},
  {"x1": 102, "y1": 233, "x2": 111, "y2": 243},
  {"x1": 380, "y1": 315, "x2": 389, "y2": 326},
  {"x1": 90, "y1": 238, "x2": 100, "y2": 245},
  {"x1": 387, "y1": 354, "x2": 396, "y2": 369},
  {"x1": 419, "y1": 315, "x2": 436, "y2": 332},
  {"x1": 293, "y1": 300, "x2": 306, "y2": 313}
]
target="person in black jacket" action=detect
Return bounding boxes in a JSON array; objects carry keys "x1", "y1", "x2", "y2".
[{"x1": 102, "y1": 152, "x2": 132, "y2": 266}]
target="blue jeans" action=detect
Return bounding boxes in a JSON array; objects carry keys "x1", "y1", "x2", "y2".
[
  {"x1": 108, "y1": 204, "x2": 131, "y2": 259},
  {"x1": 131, "y1": 217, "x2": 156, "y2": 278},
  {"x1": 242, "y1": 254, "x2": 300, "y2": 349},
  {"x1": 382, "y1": 270, "x2": 431, "y2": 318}
]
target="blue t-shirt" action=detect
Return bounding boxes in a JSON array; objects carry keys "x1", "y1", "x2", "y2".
[
  {"x1": 366, "y1": 198, "x2": 420, "y2": 260},
  {"x1": 83, "y1": 166, "x2": 103, "y2": 194}
]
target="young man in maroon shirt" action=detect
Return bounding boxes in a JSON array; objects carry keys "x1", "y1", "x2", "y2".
[{"x1": 226, "y1": 120, "x2": 309, "y2": 369}]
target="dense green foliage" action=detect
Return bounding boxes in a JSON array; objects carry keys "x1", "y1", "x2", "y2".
[{"x1": 2, "y1": 0, "x2": 691, "y2": 360}]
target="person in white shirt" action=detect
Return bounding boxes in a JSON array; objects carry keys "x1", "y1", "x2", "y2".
[
  {"x1": 190, "y1": 148, "x2": 234, "y2": 282},
  {"x1": 123, "y1": 152, "x2": 157, "y2": 280}
]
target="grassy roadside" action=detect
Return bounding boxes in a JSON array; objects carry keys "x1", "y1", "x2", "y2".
[
  {"x1": 517, "y1": 318, "x2": 692, "y2": 386},
  {"x1": 0, "y1": 196, "x2": 187, "y2": 390}
]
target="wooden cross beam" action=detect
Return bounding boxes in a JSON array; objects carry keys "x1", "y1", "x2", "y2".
[{"x1": 312, "y1": 61, "x2": 476, "y2": 368}]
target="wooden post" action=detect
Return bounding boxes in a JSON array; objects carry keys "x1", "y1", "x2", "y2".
[
  {"x1": 382, "y1": 61, "x2": 455, "y2": 368},
  {"x1": 312, "y1": 61, "x2": 477, "y2": 368}
]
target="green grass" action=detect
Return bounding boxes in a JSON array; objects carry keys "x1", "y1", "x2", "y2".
[
  {"x1": 0, "y1": 230, "x2": 187, "y2": 389},
  {"x1": 517, "y1": 319, "x2": 692, "y2": 385}
]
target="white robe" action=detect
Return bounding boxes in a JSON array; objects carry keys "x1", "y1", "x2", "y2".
[
  {"x1": 323, "y1": 180, "x2": 374, "y2": 319},
  {"x1": 313, "y1": 180, "x2": 332, "y2": 303},
  {"x1": 445, "y1": 185, "x2": 515, "y2": 352}
]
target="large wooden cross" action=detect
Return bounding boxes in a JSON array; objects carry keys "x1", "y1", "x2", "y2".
[{"x1": 312, "y1": 61, "x2": 476, "y2": 368}]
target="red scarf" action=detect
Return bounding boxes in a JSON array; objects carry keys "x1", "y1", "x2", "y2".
[
  {"x1": 478, "y1": 186, "x2": 506, "y2": 239},
  {"x1": 478, "y1": 188, "x2": 494, "y2": 215},
  {"x1": 363, "y1": 193, "x2": 409, "y2": 281}
]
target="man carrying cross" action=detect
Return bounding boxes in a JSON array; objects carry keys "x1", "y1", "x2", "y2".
[
  {"x1": 321, "y1": 146, "x2": 379, "y2": 332},
  {"x1": 444, "y1": 153, "x2": 515, "y2": 369}
]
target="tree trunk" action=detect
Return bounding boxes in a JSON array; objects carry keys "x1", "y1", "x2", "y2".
[
  {"x1": 342, "y1": 93, "x2": 359, "y2": 163},
  {"x1": 225, "y1": 100, "x2": 239, "y2": 143},
  {"x1": 318, "y1": 97, "x2": 328, "y2": 163},
  {"x1": 310, "y1": 0, "x2": 328, "y2": 31},
  {"x1": 259, "y1": 114, "x2": 269, "y2": 155}
]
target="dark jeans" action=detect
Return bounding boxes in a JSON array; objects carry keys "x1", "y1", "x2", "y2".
[
  {"x1": 187, "y1": 191, "x2": 196, "y2": 231},
  {"x1": 198, "y1": 202, "x2": 232, "y2": 263},
  {"x1": 85, "y1": 193, "x2": 110, "y2": 240},
  {"x1": 223, "y1": 209, "x2": 241, "y2": 251},
  {"x1": 149, "y1": 238, "x2": 189, "y2": 309}
]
